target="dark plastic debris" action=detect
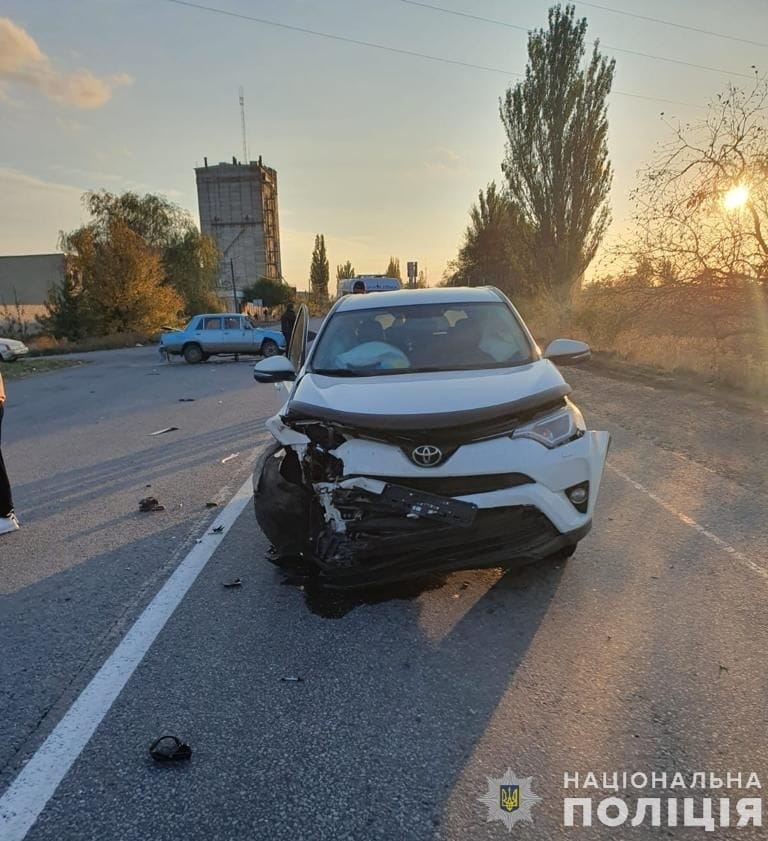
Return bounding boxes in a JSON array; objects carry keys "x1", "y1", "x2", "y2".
[
  {"x1": 205, "y1": 502, "x2": 218, "y2": 509},
  {"x1": 149, "y1": 735, "x2": 192, "y2": 762},
  {"x1": 139, "y1": 497, "x2": 165, "y2": 513},
  {"x1": 210, "y1": 525, "x2": 225, "y2": 534},
  {"x1": 223, "y1": 578, "x2": 242, "y2": 588},
  {"x1": 178, "y1": 398, "x2": 196, "y2": 402}
]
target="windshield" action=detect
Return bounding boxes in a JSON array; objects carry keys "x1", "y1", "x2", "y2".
[{"x1": 310, "y1": 301, "x2": 534, "y2": 376}]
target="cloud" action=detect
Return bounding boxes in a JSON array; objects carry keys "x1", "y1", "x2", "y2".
[
  {"x1": 425, "y1": 146, "x2": 464, "y2": 175},
  {"x1": 0, "y1": 168, "x2": 86, "y2": 253},
  {"x1": 49, "y1": 165, "x2": 185, "y2": 200},
  {"x1": 0, "y1": 17, "x2": 131, "y2": 109}
]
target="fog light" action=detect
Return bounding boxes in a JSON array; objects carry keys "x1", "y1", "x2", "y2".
[{"x1": 566, "y1": 481, "x2": 589, "y2": 513}]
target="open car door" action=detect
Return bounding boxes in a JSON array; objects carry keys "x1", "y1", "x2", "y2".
[{"x1": 288, "y1": 303, "x2": 309, "y2": 373}]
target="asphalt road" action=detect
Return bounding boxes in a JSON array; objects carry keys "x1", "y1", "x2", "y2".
[{"x1": 2, "y1": 348, "x2": 768, "y2": 840}]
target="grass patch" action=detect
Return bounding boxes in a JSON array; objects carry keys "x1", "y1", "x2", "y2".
[
  {"x1": 0, "y1": 358, "x2": 86, "y2": 380},
  {"x1": 28, "y1": 332, "x2": 158, "y2": 356}
]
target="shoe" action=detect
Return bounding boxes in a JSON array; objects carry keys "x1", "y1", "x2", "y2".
[{"x1": 0, "y1": 513, "x2": 20, "y2": 535}]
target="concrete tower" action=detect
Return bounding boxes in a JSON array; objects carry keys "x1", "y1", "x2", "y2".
[{"x1": 195, "y1": 156, "x2": 282, "y2": 295}]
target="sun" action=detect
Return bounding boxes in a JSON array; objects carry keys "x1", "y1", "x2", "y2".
[{"x1": 723, "y1": 184, "x2": 749, "y2": 211}]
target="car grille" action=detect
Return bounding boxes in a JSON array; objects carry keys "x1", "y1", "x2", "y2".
[
  {"x1": 362, "y1": 473, "x2": 533, "y2": 496},
  {"x1": 318, "y1": 505, "x2": 561, "y2": 573}
]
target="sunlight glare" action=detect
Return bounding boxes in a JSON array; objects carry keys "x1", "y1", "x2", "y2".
[{"x1": 723, "y1": 184, "x2": 749, "y2": 211}]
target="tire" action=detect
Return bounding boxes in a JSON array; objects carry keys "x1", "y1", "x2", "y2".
[
  {"x1": 261, "y1": 339, "x2": 279, "y2": 358},
  {"x1": 183, "y1": 343, "x2": 204, "y2": 364}
]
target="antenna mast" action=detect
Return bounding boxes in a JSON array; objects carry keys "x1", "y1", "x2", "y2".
[{"x1": 239, "y1": 86, "x2": 249, "y2": 164}]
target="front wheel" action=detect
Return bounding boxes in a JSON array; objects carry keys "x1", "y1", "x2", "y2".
[
  {"x1": 261, "y1": 339, "x2": 279, "y2": 358},
  {"x1": 183, "y1": 343, "x2": 204, "y2": 364}
]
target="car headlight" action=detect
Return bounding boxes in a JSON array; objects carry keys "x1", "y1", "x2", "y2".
[{"x1": 511, "y1": 402, "x2": 585, "y2": 448}]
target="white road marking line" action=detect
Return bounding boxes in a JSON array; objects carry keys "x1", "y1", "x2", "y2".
[
  {"x1": 0, "y1": 475, "x2": 254, "y2": 841},
  {"x1": 606, "y1": 463, "x2": 768, "y2": 580}
]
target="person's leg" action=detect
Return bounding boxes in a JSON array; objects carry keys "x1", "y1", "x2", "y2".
[{"x1": 0, "y1": 405, "x2": 14, "y2": 517}]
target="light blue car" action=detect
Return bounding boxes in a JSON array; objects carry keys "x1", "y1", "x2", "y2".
[{"x1": 159, "y1": 313, "x2": 286, "y2": 364}]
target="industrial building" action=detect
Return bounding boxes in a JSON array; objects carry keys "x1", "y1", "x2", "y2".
[
  {"x1": 195, "y1": 157, "x2": 282, "y2": 299},
  {"x1": 0, "y1": 253, "x2": 64, "y2": 332}
]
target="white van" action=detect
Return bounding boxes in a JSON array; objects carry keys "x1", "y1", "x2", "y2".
[{"x1": 336, "y1": 275, "x2": 402, "y2": 298}]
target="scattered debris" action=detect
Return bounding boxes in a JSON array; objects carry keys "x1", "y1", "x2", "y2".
[
  {"x1": 149, "y1": 735, "x2": 192, "y2": 762},
  {"x1": 221, "y1": 452, "x2": 240, "y2": 464},
  {"x1": 178, "y1": 398, "x2": 195, "y2": 403},
  {"x1": 210, "y1": 525, "x2": 225, "y2": 534},
  {"x1": 205, "y1": 501, "x2": 218, "y2": 509},
  {"x1": 719, "y1": 663, "x2": 729, "y2": 675},
  {"x1": 139, "y1": 497, "x2": 165, "y2": 513},
  {"x1": 135, "y1": 343, "x2": 144, "y2": 347},
  {"x1": 150, "y1": 426, "x2": 179, "y2": 436},
  {"x1": 222, "y1": 578, "x2": 242, "y2": 588},
  {"x1": 280, "y1": 676, "x2": 304, "y2": 683}
]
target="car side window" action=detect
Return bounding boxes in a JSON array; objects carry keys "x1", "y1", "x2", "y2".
[
  {"x1": 203, "y1": 317, "x2": 222, "y2": 330},
  {"x1": 223, "y1": 317, "x2": 240, "y2": 330},
  {"x1": 192, "y1": 317, "x2": 205, "y2": 330}
]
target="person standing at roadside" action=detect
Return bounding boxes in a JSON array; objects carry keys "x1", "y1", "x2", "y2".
[
  {"x1": 0, "y1": 371, "x2": 19, "y2": 535},
  {"x1": 281, "y1": 302, "x2": 296, "y2": 346}
]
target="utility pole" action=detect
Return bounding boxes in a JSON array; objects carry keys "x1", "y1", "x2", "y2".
[
  {"x1": 407, "y1": 260, "x2": 418, "y2": 289},
  {"x1": 230, "y1": 258, "x2": 238, "y2": 311}
]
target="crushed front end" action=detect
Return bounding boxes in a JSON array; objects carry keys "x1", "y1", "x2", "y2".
[{"x1": 253, "y1": 398, "x2": 610, "y2": 588}]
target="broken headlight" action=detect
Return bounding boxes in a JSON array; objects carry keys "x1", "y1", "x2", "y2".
[{"x1": 511, "y1": 402, "x2": 585, "y2": 448}]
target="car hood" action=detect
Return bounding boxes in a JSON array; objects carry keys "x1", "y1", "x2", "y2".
[
  {"x1": 285, "y1": 360, "x2": 570, "y2": 431},
  {"x1": 0, "y1": 338, "x2": 27, "y2": 350}
]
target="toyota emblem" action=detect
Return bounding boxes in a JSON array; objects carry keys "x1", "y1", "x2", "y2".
[{"x1": 411, "y1": 444, "x2": 443, "y2": 467}]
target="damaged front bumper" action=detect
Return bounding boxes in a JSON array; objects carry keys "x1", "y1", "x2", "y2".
[{"x1": 253, "y1": 420, "x2": 610, "y2": 587}]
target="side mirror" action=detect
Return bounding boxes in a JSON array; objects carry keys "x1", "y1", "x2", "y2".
[
  {"x1": 543, "y1": 338, "x2": 591, "y2": 365},
  {"x1": 254, "y1": 355, "x2": 296, "y2": 383}
]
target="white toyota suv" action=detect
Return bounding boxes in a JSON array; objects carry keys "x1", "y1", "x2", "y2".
[{"x1": 252, "y1": 287, "x2": 609, "y2": 587}]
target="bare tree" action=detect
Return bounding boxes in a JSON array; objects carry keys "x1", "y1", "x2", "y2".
[{"x1": 628, "y1": 76, "x2": 768, "y2": 286}]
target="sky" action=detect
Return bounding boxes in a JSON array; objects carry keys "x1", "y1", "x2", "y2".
[{"x1": 1, "y1": 0, "x2": 767, "y2": 290}]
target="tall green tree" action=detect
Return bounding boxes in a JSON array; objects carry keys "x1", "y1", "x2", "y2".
[
  {"x1": 385, "y1": 256, "x2": 401, "y2": 279},
  {"x1": 81, "y1": 190, "x2": 221, "y2": 313},
  {"x1": 42, "y1": 218, "x2": 183, "y2": 339},
  {"x1": 445, "y1": 182, "x2": 529, "y2": 295},
  {"x1": 310, "y1": 234, "x2": 330, "y2": 302},
  {"x1": 242, "y1": 277, "x2": 294, "y2": 308},
  {"x1": 500, "y1": 4, "x2": 614, "y2": 304},
  {"x1": 336, "y1": 260, "x2": 355, "y2": 279},
  {"x1": 164, "y1": 230, "x2": 221, "y2": 314}
]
